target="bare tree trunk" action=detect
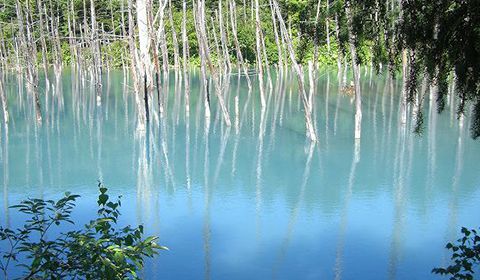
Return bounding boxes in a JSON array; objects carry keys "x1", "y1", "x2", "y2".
[
  {"x1": 313, "y1": 0, "x2": 322, "y2": 72},
  {"x1": 268, "y1": 0, "x2": 283, "y2": 70},
  {"x1": 334, "y1": 13, "x2": 343, "y2": 86},
  {"x1": 0, "y1": 76, "x2": 8, "y2": 124},
  {"x1": 47, "y1": 0, "x2": 62, "y2": 72},
  {"x1": 67, "y1": 0, "x2": 78, "y2": 67},
  {"x1": 195, "y1": 0, "x2": 231, "y2": 126},
  {"x1": 120, "y1": 0, "x2": 128, "y2": 69},
  {"x1": 79, "y1": 0, "x2": 88, "y2": 68},
  {"x1": 229, "y1": 0, "x2": 252, "y2": 91},
  {"x1": 400, "y1": 49, "x2": 408, "y2": 125},
  {"x1": 90, "y1": 0, "x2": 102, "y2": 101},
  {"x1": 326, "y1": 0, "x2": 330, "y2": 52},
  {"x1": 168, "y1": 0, "x2": 181, "y2": 71},
  {"x1": 192, "y1": 0, "x2": 211, "y2": 119},
  {"x1": 254, "y1": 0, "x2": 266, "y2": 108},
  {"x1": 23, "y1": 0, "x2": 42, "y2": 123},
  {"x1": 137, "y1": 0, "x2": 152, "y2": 84},
  {"x1": 210, "y1": 16, "x2": 223, "y2": 72},
  {"x1": 0, "y1": 27, "x2": 7, "y2": 69},
  {"x1": 271, "y1": 0, "x2": 316, "y2": 142},
  {"x1": 127, "y1": 0, "x2": 145, "y2": 127},
  {"x1": 36, "y1": 0, "x2": 49, "y2": 84},
  {"x1": 14, "y1": 0, "x2": 27, "y2": 67},
  {"x1": 218, "y1": 1, "x2": 231, "y2": 73},
  {"x1": 259, "y1": 25, "x2": 273, "y2": 90},
  {"x1": 182, "y1": 0, "x2": 190, "y2": 114},
  {"x1": 156, "y1": 0, "x2": 169, "y2": 75},
  {"x1": 148, "y1": 3, "x2": 164, "y2": 116},
  {"x1": 345, "y1": 1, "x2": 362, "y2": 139}
]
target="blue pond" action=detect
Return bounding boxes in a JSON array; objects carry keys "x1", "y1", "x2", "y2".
[{"x1": 0, "y1": 69, "x2": 479, "y2": 279}]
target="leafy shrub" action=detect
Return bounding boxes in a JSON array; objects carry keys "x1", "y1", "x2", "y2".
[
  {"x1": 0, "y1": 183, "x2": 167, "y2": 279},
  {"x1": 432, "y1": 227, "x2": 480, "y2": 280}
]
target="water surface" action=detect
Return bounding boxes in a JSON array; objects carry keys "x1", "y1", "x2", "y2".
[{"x1": 1, "y1": 69, "x2": 479, "y2": 279}]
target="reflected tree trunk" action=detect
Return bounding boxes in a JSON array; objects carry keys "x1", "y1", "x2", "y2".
[{"x1": 0, "y1": 77, "x2": 8, "y2": 124}]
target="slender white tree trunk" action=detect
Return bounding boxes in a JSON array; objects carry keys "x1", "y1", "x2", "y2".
[
  {"x1": 36, "y1": 0, "x2": 49, "y2": 83},
  {"x1": 137, "y1": 0, "x2": 152, "y2": 81},
  {"x1": 269, "y1": 0, "x2": 283, "y2": 70},
  {"x1": 334, "y1": 13, "x2": 343, "y2": 86},
  {"x1": 195, "y1": 0, "x2": 231, "y2": 126},
  {"x1": 168, "y1": 0, "x2": 181, "y2": 71},
  {"x1": 218, "y1": 1, "x2": 231, "y2": 73},
  {"x1": 229, "y1": 0, "x2": 252, "y2": 91},
  {"x1": 182, "y1": 0, "x2": 190, "y2": 114},
  {"x1": 271, "y1": 0, "x2": 317, "y2": 142},
  {"x1": 90, "y1": 0, "x2": 102, "y2": 100},
  {"x1": 255, "y1": 0, "x2": 266, "y2": 108},
  {"x1": 400, "y1": 49, "x2": 408, "y2": 125},
  {"x1": 345, "y1": 1, "x2": 362, "y2": 139},
  {"x1": 0, "y1": 76, "x2": 8, "y2": 123},
  {"x1": 326, "y1": 0, "x2": 330, "y2": 52}
]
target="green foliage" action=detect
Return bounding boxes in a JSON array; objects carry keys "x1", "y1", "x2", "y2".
[
  {"x1": 0, "y1": 183, "x2": 167, "y2": 279},
  {"x1": 400, "y1": 0, "x2": 480, "y2": 138},
  {"x1": 432, "y1": 227, "x2": 480, "y2": 280},
  {"x1": 102, "y1": 41, "x2": 129, "y2": 68}
]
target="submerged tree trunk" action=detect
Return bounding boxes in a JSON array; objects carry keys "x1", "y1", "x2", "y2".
[
  {"x1": 254, "y1": 0, "x2": 266, "y2": 108},
  {"x1": 48, "y1": 0, "x2": 62, "y2": 73},
  {"x1": 90, "y1": 0, "x2": 102, "y2": 101},
  {"x1": 269, "y1": 0, "x2": 283, "y2": 70},
  {"x1": 400, "y1": 49, "x2": 408, "y2": 125},
  {"x1": 0, "y1": 76, "x2": 8, "y2": 123},
  {"x1": 168, "y1": 0, "x2": 181, "y2": 71},
  {"x1": 17, "y1": 0, "x2": 42, "y2": 123},
  {"x1": 157, "y1": 0, "x2": 169, "y2": 75},
  {"x1": 313, "y1": 0, "x2": 322, "y2": 72},
  {"x1": 149, "y1": 2, "x2": 163, "y2": 117},
  {"x1": 195, "y1": 0, "x2": 231, "y2": 126},
  {"x1": 334, "y1": 13, "x2": 344, "y2": 86},
  {"x1": 192, "y1": 0, "x2": 210, "y2": 119},
  {"x1": 345, "y1": 1, "x2": 362, "y2": 139},
  {"x1": 218, "y1": 1, "x2": 231, "y2": 73},
  {"x1": 326, "y1": 0, "x2": 330, "y2": 52},
  {"x1": 137, "y1": 0, "x2": 152, "y2": 84},
  {"x1": 182, "y1": 0, "x2": 190, "y2": 114},
  {"x1": 271, "y1": 0, "x2": 317, "y2": 142},
  {"x1": 127, "y1": 0, "x2": 146, "y2": 128},
  {"x1": 229, "y1": 0, "x2": 252, "y2": 91},
  {"x1": 36, "y1": 0, "x2": 49, "y2": 85}
]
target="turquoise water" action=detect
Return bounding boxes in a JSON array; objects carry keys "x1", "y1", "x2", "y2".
[{"x1": 1, "y1": 69, "x2": 479, "y2": 279}]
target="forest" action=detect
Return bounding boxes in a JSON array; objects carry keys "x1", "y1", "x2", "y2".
[{"x1": 0, "y1": 0, "x2": 479, "y2": 141}]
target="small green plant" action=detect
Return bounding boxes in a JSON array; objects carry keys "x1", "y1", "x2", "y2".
[
  {"x1": 432, "y1": 227, "x2": 480, "y2": 280},
  {"x1": 0, "y1": 183, "x2": 167, "y2": 279}
]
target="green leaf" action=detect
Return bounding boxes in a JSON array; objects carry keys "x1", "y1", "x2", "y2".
[{"x1": 98, "y1": 194, "x2": 109, "y2": 205}]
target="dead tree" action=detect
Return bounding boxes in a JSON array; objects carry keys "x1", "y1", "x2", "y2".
[
  {"x1": 182, "y1": 0, "x2": 190, "y2": 114},
  {"x1": 254, "y1": 0, "x2": 266, "y2": 108},
  {"x1": 195, "y1": 0, "x2": 231, "y2": 126},
  {"x1": 90, "y1": 0, "x2": 102, "y2": 100},
  {"x1": 168, "y1": 0, "x2": 181, "y2": 71},
  {"x1": 271, "y1": 0, "x2": 317, "y2": 142},
  {"x1": 345, "y1": 0, "x2": 362, "y2": 139},
  {"x1": 229, "y1": 0, "x2": 252, "y2": 91},
  {"x1": 0, "y1": 75, "x2": 8, "y2": 124}
]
